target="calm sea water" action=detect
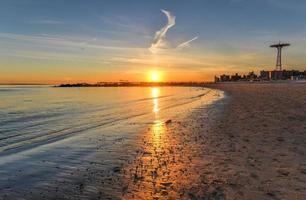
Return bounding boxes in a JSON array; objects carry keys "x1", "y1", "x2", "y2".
[{"x1": 0, "y1": 85, "x2": 223, "y2": 198}]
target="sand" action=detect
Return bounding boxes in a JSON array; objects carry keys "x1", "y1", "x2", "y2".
[{"x1": 201, "y1": 82, "x2": 306, "y2": 199}]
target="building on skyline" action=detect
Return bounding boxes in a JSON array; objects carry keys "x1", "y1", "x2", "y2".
[
  {"x1": 219, "y1": 74, "x2": 230, "y2": 82},
  {"x1": 260, "y1": 70, "x2": 270, "y2": 80},
  {"x1": 271, "y1": 70, "x2": 284, "y2": 80},
  {"x1": 215, "y1": 69, "x2": 306, "y2": 82},
  {"x1": 230, "y1": 73, "x2": 242, "y2": 81}
]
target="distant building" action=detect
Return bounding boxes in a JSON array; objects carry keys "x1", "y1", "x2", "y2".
[
  {"x1": 231, "y1": 73, "x2": 241, "y2": 81},
  {"x1": 215, "y1": 69, "x2": 306, "y2": 82},
  {"x1": 220, "y1": 74, "x2": 230, "y2": 82},
  {"x1": 247, "y1": 71, "x2": 257, "y2": 80},
  {"x1": 283, "y1": 70, "x2": 293, "y2": 80},
  {"x1": 270, "y1": 69, "x2": 305, "y2": 80},
  {"x1": 271, "y1": 70, "x2": 283, "y2": 80},
  {"x1": 214, "y1": 76, "x2": 220, "y2": 83},
  {"x1": 260, "y1": 70, "x2": 270, "y2": 80}
]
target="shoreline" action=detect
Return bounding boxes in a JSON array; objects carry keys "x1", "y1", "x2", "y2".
[{"x1": 0, "y1": 79, "x2": 305, "y2": 88}]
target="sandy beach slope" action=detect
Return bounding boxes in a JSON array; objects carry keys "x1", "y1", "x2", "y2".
[{"x1": 202, "y1": 82, "x2": 306, "y2": 199}]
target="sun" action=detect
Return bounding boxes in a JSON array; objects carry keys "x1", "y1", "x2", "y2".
[{"x1": 151, "y1": 71, "x2": 160, "y2": 82}]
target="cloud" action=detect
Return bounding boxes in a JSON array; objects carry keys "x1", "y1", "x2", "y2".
[
  {"x1": 0, "y1": 32, "x2": 143, "y2": 51},
  {"x1": 149, "y1": 10, "x2": 198, "y2": 54},
  {"x1": 149, "y1": 9, "x2": 176, "y2": 54},
  {"x1": 176, "y1": 36, "x2": 198, "y2": 50},
  {"x1": 0, "y1": 32, "x2": 147, "y2": 64}
]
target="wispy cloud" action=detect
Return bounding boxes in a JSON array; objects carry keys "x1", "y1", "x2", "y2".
[
  {"x1": 0, "y1": 32, "x2": 147, "y2": 65},
  {"x1": 176, "y1": 36, "x2": 198, "y2": 50},
  {"x1": 149, "y1": 10, "x2": 198, "y2": 54},
  {"x1": 0, "y1": 32, "x2": 143, "y2": 51},
  {"x1": 149, "y1": 9, "x2": 176, "y2": 54}
]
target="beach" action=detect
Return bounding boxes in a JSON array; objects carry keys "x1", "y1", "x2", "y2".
[
  {"x1": 202, "y1": 82, "x2": 306, "y2": 199},
  {"x1": 0, "y1": 83, "x2": 306, "y2": 199}
]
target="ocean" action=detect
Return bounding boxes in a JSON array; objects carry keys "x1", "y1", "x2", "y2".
[{"x1": 0, "y1": 85, "x2": 223, "y2": 199}]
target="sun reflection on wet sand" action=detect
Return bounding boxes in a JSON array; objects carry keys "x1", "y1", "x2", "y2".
[
  {"x1": 122, "y1": 87, "x2": 194, "y2": 199},
  {"x1": 122, "y1": 119, "x2": 199, "y2": 199},
  {"x1": 152, "y1": 87, "x2": 160, "y2": 113},
  {"x1": 122, "y1": 89, "x2": 224, "y2": 200},
  {"x1": 151, "y1": 120, "x2": 165, "y2": 150}
]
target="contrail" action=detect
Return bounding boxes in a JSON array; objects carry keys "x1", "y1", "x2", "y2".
[
  {"x1": 177, "y1": 36, "x2": 198, "y2": 50},
  {"x1": 149, "y1": 9, "x2": 175, "y2": 54}
]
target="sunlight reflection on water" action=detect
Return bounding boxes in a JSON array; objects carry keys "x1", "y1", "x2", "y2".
[
  {"x1": 152, "y1": 87, "x2": 160, "y2": 113},
  {"x1": 151, "y1": 87, "x2": 165, "y2": 150}
]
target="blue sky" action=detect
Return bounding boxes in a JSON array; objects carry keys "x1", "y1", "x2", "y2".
[{"x1": 1, "y1": 0, "x2": 306, "y2": 83}]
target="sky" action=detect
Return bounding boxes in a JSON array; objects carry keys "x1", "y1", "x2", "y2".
[{"x1": 1, "y1": 0, "x2": 306, "y2": 83}]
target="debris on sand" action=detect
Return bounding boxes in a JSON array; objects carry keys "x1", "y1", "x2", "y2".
[{"x1": 165, "y1": 119, "x2": 172, "y2": 124}]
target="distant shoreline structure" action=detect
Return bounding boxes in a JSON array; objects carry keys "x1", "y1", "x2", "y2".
[
  {"x1": 214, "y1": 69, "x2": 306, "y2": 83},
  {"x1": 57, "y1": 81, "x2": 212, "y2": 87},
  {"x1": 0, "y1": 83, "x2": 51, "y2": 85}
]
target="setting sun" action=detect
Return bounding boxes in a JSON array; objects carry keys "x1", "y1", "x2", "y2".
[{"x1": 151, "y1": 72, "x2": 160, "y2": 82}]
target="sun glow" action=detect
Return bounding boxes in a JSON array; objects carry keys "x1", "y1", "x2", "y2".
[{"x1": 150, "y1": 71, "x2": 160, "y2": 82}]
